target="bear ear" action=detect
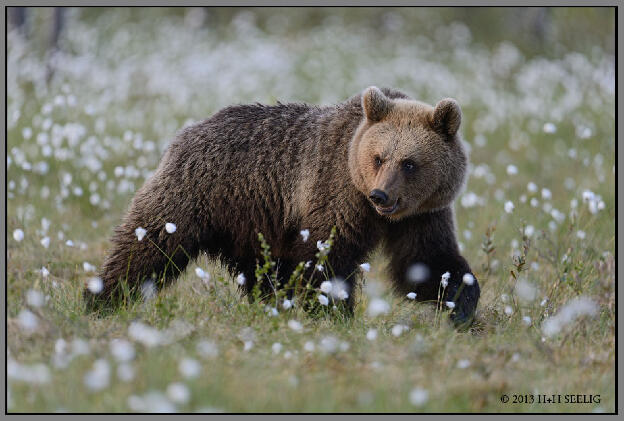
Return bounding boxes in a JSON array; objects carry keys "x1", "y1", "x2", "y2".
[
  {"x1": 362, "y1": 86, "x2": 392, "y2": 122},
  {"x1": 432, "y1": 98, "x2": 462, "y2": 137}
]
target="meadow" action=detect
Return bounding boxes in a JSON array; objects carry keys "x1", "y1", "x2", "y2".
[{"x1": 6, "y1": 8, "x2": 615, "y2": 412}]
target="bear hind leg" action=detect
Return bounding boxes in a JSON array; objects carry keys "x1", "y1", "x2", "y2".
[{"x1": 85, "y1": 207, "x2": 203, "y2": 313}]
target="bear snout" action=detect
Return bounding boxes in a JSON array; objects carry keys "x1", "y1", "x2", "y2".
[{"x1": 369, "y1": 189, "x2": 389, "y2": 206}]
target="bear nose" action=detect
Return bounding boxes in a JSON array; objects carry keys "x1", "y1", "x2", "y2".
[{"x1": 369, "y1": 189, "x2": 389, "y2": 206}]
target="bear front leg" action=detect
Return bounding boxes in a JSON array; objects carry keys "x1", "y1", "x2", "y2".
[
  {"x1": 384, "y1": 207, "x2": 480, "y2": 327},
  {"x1": 424, "y1": 254, "x2": 480, "y2": 326}
]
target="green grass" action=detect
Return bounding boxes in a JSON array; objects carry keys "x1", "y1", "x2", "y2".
[{"x1": 7, "y1": 8, "x2": 615, "y2": 413}]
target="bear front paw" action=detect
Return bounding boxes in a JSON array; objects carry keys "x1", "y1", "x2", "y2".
[{"x1": 446, "y1": 278, "x2": 480, "y2": 328}]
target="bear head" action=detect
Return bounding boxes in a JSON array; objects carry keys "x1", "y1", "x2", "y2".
[{"x1": 348, "y1": 86, "x2": 468, "y2": 220}]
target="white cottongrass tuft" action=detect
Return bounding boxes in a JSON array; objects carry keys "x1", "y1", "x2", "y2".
[
  {"x1": 303, "y1": 341, "x2": 315, "y2": 352},
  {"x1": 83, "y1": 261, "x2": 97, "y2": 272},
  {"x1": 50, "y1": 337, "x2": 88, "y2": 370},
  {"x1": 406, "y1": 292, "x2": 417, "y2": 300},
  {"x1": 336, "y1": 289, "x2": 350, "y2": 300},
  {"x1": 366, "y1": 329, "x2": 378, "y2": 341},
  {"x1": 407, "y1": 263, "x2": 430, "y2": 283},
  {"x1": 236, "y1": 273, "x2": 246, "y2": 286},
  {"x1": 522, "y1": 316, "x2": 532, "y2": 326},
  {"x1": 550, "y1": 208, "x2": 565, "y2": 223},
  {"x1": 128, "y1": 321, "x2": 164, "y2": 347},
  {"x1": 582, "y1": 190, "x2": 595, "y2": 202},
  {"x1": 370, "y1": 361, "x2": 382, "y2": 371},
  {"x1": 445, "y1": 301, "x2": 455, "y2": 309},
  {"x1": 409, "y1": 387, "x2": 429, "y2": 406},
  {"x1": 55, "y1": 338, "x2": 67, "y2": 354},
  {"x1": 541, "y1": 188, "x2": 552, "y2": 200},
  {"x1": 316, "y1": 240, "x2": 330, "y2": 251},
  {"x1": 318, "y1": 336, "x2": 342, "y2": 354},
  {"x1": 461, "y1": 191, "x2": 485, "y2": 208},
  {"x1": 506, "y1": 164, "x2": 518, "y2": 175},
  {"x1": 315, "y1": 264, "x2": 324, "y2": 272},
  {"x1": 514, "y1": 278, "x2": 537, "y2": 302},
  {"x1": 462, "y1": 273, "x2": 475, "y2": 286},
  {"x1": 272, "y1": 342, "x2": 283, "y2": 354},
  {"x1": 179, "y1": 358, "x2": 201, "y2": 379},
  {"x1": 282, "y1": 299, "x2": 293, "y2": 310},
  {"x1": 13, "y1": 229, "x2": 24, "y2": 242},
  {"x1": 368, "y1": 298, "x2": 390, "y2": 317},
  {"x1": 238, "y1": 327, "x2": 255, "y2": 345},
  {"x1": 128, "y1": 392, "x2": 176, "y2": 413},
  {"x1": 457, "y1": 359, "x2": 471, "y2": 369},
  {"x1": 581, "y1": 190, "x2": 605, "y2": 215},
  {"x1": 441, "y1": 271, "x2": 450, "y2": 288},
  {"x1": 504, "y1": 200, "x2": 515, "y2": 213},
  {"x1": 26, "y1": 289, "x2": 45, "y2": 308},
  {"x1": 320, "y1": 281, "x2": 333, "y2": 294},
  {"x1": 288, "y1": 319, "x2": 303, "y2": 332},
  {"x1": 543, "y1": 122, "x2": 557, "y2": 133},
  {"x1": 391, "y1": 324, "x2": 409, "y2": 337},
  {"x1": 40, "y1": 236, "x2": 50, "y2": 248},
  {"x1": 300, "y1": 229, "x2": 310, "y2": 242},
  {"x1": 141, "y1": 280, "x2": 157, "y2": 300},
  {"x1": 165, "y1": 222, "x2": 177, "y2": 234},
  {"x1": 22, "y1": 127, "x2": 33, "y2": 139},
  {"x1": 135, "y1": 227, "x2": 147, "y2": 241},
  {"x1": 542, "y1": 297, "x2": 598, "y2": 337},
  {"x1": 360, "y1": 262, "x2": 371, "y2": 272},
  {"x1": 167, "y1": 382, "x2": 191, "y2": 404},
  {"x1": 8, "y1": 359, "x2": 51, "y2": 384},
  {"x1": 83, "y1": 359, "x2": 110, "y2": 391},
  {"x1": 110, "y1": 339, "x2": 135, "y2": 362},
  {"x1": 195, "y1": 267, "x2": 210, "y2": 281},
  {"x1": 318, "y1": 294, "x2": 329, "y2": 306},
  {"x1": 504, "y1": 305, "x2": 514, "y2": 315},
  {"x1": 196, "y1": 340, "x2": 219, "y2": 359},
  {"x1": 328, "y1": 278, "x2": 349, "y2": 300},
  {"x1": 527, "y1": 182, "x2": 538, "y2": 193},
  {"x1": 87, "y1": 277, "x2": 104, "y2": 294},
  {"x1": 18, "y1": 309, "x2": 39, "y2": 333}
]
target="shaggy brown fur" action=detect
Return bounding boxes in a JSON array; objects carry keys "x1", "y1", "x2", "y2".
[{"x1": 88, "y1": 87, "x2": 480, "y2": 324}]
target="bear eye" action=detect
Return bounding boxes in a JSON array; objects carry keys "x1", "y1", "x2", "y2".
[
  {"x1": 402, "y1": 160, "x2": 416, "y2": 172},
  {"x1": 374, "y1": 156, "x2": 383, "y2": 168}
]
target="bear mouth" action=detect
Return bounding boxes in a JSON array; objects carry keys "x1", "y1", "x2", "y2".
[{"x1": 375, "y1": 198, "x2": 400, "y2": 216}]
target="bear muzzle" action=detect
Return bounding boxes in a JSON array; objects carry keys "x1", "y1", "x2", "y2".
[
  {"x1": 369, "y1": 189, "x2": 389, "y2": 206},
  {"x1": 376, "y1": 199, "x2": 399, "y2": 216},
  {"x1": 369, "y1": 190, "x2": 400, "y2": 216}
]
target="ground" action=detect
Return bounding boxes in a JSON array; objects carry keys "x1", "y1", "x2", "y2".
[{"x1": 6, "y1": 8, "x2": 615, "y2": 413}]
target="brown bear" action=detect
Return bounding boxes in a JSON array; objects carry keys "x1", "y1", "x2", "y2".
[{"x1": 88, "y1": 86, "x2": 480, "y2": 325}]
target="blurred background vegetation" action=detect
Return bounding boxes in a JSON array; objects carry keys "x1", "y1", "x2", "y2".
[{"x1": 9, "y1": 7, "x2": 615, "y2": 58}]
